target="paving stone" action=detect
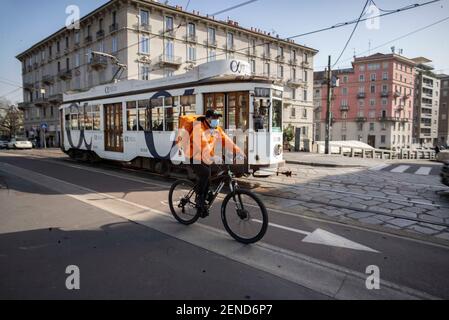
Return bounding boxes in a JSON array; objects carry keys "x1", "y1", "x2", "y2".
[
  {"x1": 427, "y1": 209, "x2": 449, "y2": 219},
  {"x1": 382, "y1": 224, "x2": 402, "y2": 230},
  {"x1": 329, "y1": 200, "x2": 351, "y2": 207},
  {"x1": 379, "y1": 203, "x2": 404, "y2": 210},
  {"x1": 390, "y1": 210, "x2": 418, "y2": 219},
  {"x1": 361, "y1": 200, "x2": 382, "y2": 206},
  {"x1": 347, "y1": 212, "x2": 373, "y2": 219},
  {"x1": 359, "y1": 217, "x2": 383, "y2": 225},
  {"x1": 375, "y1": 214, "x2": 395, "y2": 222},
  {"x1": 406, "y1": 225, "x2": 439, "y2": 235},
  {"x1": 435, "y1": 233, "x2": 449, "y2": 241},
  {"x1": 418, "y1": 223, "x2": 448, "y2": 231},
  {"x1": 388, "y1": 218, "x2": 417, "y2": 228},
  {"x1": 369, "y1": 206, "x2": 391, "y2": 214},
  {"x1": 418, "y1": 215, "x2": 445, "y2": 224}
]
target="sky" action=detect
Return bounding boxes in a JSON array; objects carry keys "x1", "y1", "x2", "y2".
[{"x1": 1, "y1": 0, "x2": 448, "y2": 104}]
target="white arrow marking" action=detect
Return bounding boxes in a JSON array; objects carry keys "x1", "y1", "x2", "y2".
[{"x1": 252, "y1": 220, "x2": 379, "y2": 253}]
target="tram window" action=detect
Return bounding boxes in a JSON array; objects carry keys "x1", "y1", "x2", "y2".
[
  {"x1": 65, "y1": 113, "x2": 70, "y2": 130},
  {"x1": 138, "y1": 100, "x2": 149, "y2": 131},
  {"x1": 85, "y1": 105, "x2": 93, "y2": 131},
  {"x1": 165, "y1": 106, "x2": 179, "y2": 131},
  {"x1": 92, "y1": 105, "x2": 100, "y2": 131},
  {"x1": 70, "y1": 112, "x2": 79, "y2": 130},
  {"x1": 253, "y1": 99, "x2": 269, "y2": 132},
  {"x1": 151, "y1": 106, "x2": 164, "y2": 131},
  {"x1": 126, "y1": 101, "x2": 139, "y2": 131},
  {"x1": 180, "y1": 95, "x2": 196, "y2": 115},
  {"x1": 272, "y1": 99, "x2": 283, "y2": 132},
  {"x1": 78, "y1": 105, "x2": 85, "y2": 130}
]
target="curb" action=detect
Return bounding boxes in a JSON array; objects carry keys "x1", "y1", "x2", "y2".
[{"x1": 285, "y1": 160, "x2": 366, "y2": 168}]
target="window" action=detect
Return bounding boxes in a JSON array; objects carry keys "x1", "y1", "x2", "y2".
[
  {"x1": 180, "y1": 95, "x2": 197, "y2": 116},
  {"x1": 65, "y1": 37, "x2": 69, "y2": 49},
  {"x1": 358, "y1": 123, "x2": 363, "y2": 131},
  {"x1": 304, "y1": 70, "x2": 308, "y2": 82},
  {"x1": 70, "y1": 106, "x2": 79, "y2": 130},
  {"x1": 165, "y1": 40, "x2": 174, "y2": 58},
  {"x1": 66, "y1": 58, "x2": 70, "y2": 70},
  {"x1": 140, "y1": 65, "x2": 150, "y2": 80},
  {"x1": 343, "y1": 75, "x2": 348, "y2": 83},
  {"x1": 264, "y1": 43, "x2": 270, "y2": 57},
  {"x1": 342, "y1": 87, "x2": 348, "y2": 95},
  {"x1": 370, "y1": 73, "x2": 376, "y2": 81},
  {"x1": 303, "y1": 89, "x2": 308, "y2": 101},
  {"x1": 359, "y1": 65, "x2": 365, "y2": 72},
  {"x1": 271, "y1": 99, "x2": 282, "y2": 132},
  {"x1": 140, "y1": 37, "x2": 149, "y2": 54},
  {"x1": 188, "y1": 46, "x2": 196, "y2": 62},
  {"x1": 112, "y1": 11, "x2": 117, "y2": 25},
  {"x1": 359, "y1": 74, "x2": 365, "y2": 82},
  {"x1": 382, "y1": 84, "x2": 388, "y2": 93},
  {"x1": 370, "y1": 85, "x2": 376, "y2": 94},
  {"x1": 127, "y1": 102, "x2": 138, "y2": 131},
  {"x1": 151, "y1": 97, "x2": 164, "y2": 131},
  {"x1": 381, "y1": 135, "x2": 386, "y2": 144},
  {"x1": 99, "y1": 18, "x2": 104, "y2": 31},
  {"x1": 302, "y1": 108, "x2": 307, "y2": 118},
  {"x1": 227, "y1": 32, "x2": 234, "y2": 49},
  {"x1": 208, "y1": 49, "x2": 216, "y2": 62},
  {"x1": 188, "y1": 23, "x2": 196, "y2": 37},
  {"x1": 383, "y1": 72, "x2": 388, "y2": 80},
  {"x1": 138, "y1": 100, "x2": 150, "y2": 131},
  {"x1": 264, "y1": 63, "x2": 270, "y2": 76},
  {"x1": 250, "y1": 59, "x2": 256, "y2": 73},
  {"x1": 278, "y1": 46, "x2": 284, "y2": 58},
  {"x1": 112, "y1": 36, "x2": 118, "y2": 53},
  {"x1": 165, "y1": 16, "x2": 174, "y2": 32},
  {"x1": 290, "y1": 107, "x2": 296, "y2": 118},
  {"x1": 140, "y1": 9, "x2": 149, "y2": 26},
  {"x1": 164, "y1": 96, "x2": 180, "y2": 131},
  {"x1": 370, "y1": 99, "x2": 375, "y2": 107},
  {"x1": 49, "y1": 45, "x2": 52, "y2": 57},
  {"x1": 208, "y1": 27, "x2": 216, "y2": 44},
  {"x1": 75, "y1": 53, "x2": 80, "y2": 68},
  {"x1": 57, "y1": 41, "x2": 60, "y2": 52},
  {"x1": 164, "y1": 69, "x2": 174, "y2": 78},
  {"x1": 278, "y1": 65, "x2": 284, "y2": 78},
  {"x1": 382, "y1": 98, "x2": 387, "y2": 106},
  {"x1": 369, "y1": 123, "x2": 374, "y2": 131}
]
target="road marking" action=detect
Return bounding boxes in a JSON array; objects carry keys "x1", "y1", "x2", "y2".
[
  {"x1": 415, "y1": 167, "x2": 432, "y2": 176},
  {"x1": 391, "y1": 165, "x2": 411, "y2": 173},
  {"x1": 370, "y1": 164, "x2": 390, "y2": 171},
  {"x1": 253, "y1": 220, "x2": 379, "y2": 253},
  {"x1": 0, "y1": 161, "x2": 437, "y2": 299}
]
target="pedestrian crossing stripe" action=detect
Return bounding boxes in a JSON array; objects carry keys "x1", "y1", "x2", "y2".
[{"x1": 370, "y1": 165, "x2": 436, "y2": 176}]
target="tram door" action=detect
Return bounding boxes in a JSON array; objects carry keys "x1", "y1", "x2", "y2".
[
  {"x1": 104, "y1": 103, "x2": 124, "y2": 152},
  {"x1": 204, "y1": 92, "x2": 249, "y2": 164}
]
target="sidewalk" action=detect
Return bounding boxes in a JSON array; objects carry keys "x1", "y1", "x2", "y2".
[{"x1": 283, "y1": 152, "x2": 387, "y2": 168}]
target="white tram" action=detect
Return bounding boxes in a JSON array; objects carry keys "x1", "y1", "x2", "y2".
[{"x1": 60, "y1": 60, "x2": 285, "y2": 175}]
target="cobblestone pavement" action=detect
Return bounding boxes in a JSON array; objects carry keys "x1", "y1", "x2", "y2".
[{"x1": 246, "y1": 163, "x2": 449, "y2": 242}]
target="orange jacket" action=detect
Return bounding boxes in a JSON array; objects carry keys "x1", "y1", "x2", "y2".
[{"x1": 177, "y1": 115, "x2": 243, "y2": 164}]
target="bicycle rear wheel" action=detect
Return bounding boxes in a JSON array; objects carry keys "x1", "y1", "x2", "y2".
[
  {"x1": 221, "y1": 190, "x2": 268, "y2": 244},
  {"x1": 168, "y1": 180, "x2": 200, "y2": 225}
]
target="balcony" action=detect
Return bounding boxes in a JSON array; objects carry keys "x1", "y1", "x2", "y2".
[
  {"x1": 247, "y1": 49, "x2": 257, "y2": 57},
  {"x1": 262, "y1": 53, "x2": 271, "y2": 60},
  {"x1": 380, "y1": 91, "x2": 389, "y2": 98},
  {"x1": 356, "y1": 117, "x2": 367, "y2": 122},
  {"x1": 183, "y1": 34, "x2": 197, "y2": 43},
  {"x1": 301, "y1": 61, "x2": 311, "y2": 69},
  {"x1": 33, "y1": 62, "x2": 39, "y2": 70},
  {"x1": 378, "y1": 116, "x2": 400, "y2": 122},
  {"x1": 34, "y1": 97, "x2": 49, "y2": 107},
  {"x1": 394, "y1": 91, "x2": 401, "y2": 98},
  {"x1": 287, "y1": 78, "x2": 305, "y2": 88},
  {"x1": 158, "y1": 55, "x2": 182, "y2": 68},
  {"x1": 160, "y1": 29, "x2": 176, "y2": 38},
  {"x1": 204, "y1": 39, "x2": 217, "y2": 47},
  {"x1": 109, "y1": 23, "x2": 119, "y2": 33},
  {"x1": 340, "y1": 105, "x2": 349, "y2": 111},
  {"x1": 289, "y1": 58, "x2": 298, "y2": 65},
  {"x1": 49, "y1": 94, "x2": 63, "y2": 103},
  {"x1": 89, "y1": 56, "x2": 108, "y2": 70},
  {"x1": 57, "y1": 69, "x2": 72, "y2": 80},
  {"x1": 96, "y1": 30, "x2": 105, "y2": 39},
  {"x1": 84, "y1": 35, "x2": 93, "y2": 44},
  {"x1": 357, "y1": 92, "x2": 366, "y2": 99},
  {"x1": 42, "y1": 75, "x2": 54, "y2": 85},
  {"x1": 139, "y1": 23, "x2": 151, "y2": 33},
  {"x1": 276, "y1": 55, "x2": 285, "y2": 63},
  {"x1": 23, "y1": 82, "x2": 34, "y2": 90}
]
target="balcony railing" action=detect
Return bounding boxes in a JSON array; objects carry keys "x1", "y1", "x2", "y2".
[
  {"x1": 301, "y1": 61, "x2": 311, "y2": 68},
  {"x1": 109, "y1": 23, "x2": 119, "y2": 33},
  {"x1": 49, "y1": 94, "x2": 63, "y2": 103},
  {"x1": 262, "y1": 53, "x2": 271, "y2": 60},
  {"x1": 85, "y1": 35, "x2": 93, "y2": 44},
  {"x1": 96, "y1": 30, "x2": 105, "y2": 39},
  {"x1": 357, "y1": 92, "x2": 366, "y2": 99},
  {"x1": 340, "y1": 105, "x2": 349, "y2": 111},
  {"x1": 356, "y1": 117, "x2": 367, "y2": 122},
  {"x1": 159, "y1": 55, "x2": 182, "y2": 67},
  {"x1": 276, "y1": 55, "x2": 285, "y2": 63},
  {"x1": 139, "y1": 23, "x2": 152, "y2": 33},
  {"x1": 289, "y1": 58, "x2": 298, "y2": 65},
  {"x1": 205, "y1": 39, "x2": 217, "y2": 47},
  {"x1": 23, "y1": 82, "x2": 34, "y2": 90},
  {"x1": 287, "y1": 78, "x2": 305, "y2": 87},
  {"x1": 380, "y1": 91, "x2": 389, "y2": 98},
  {"x1": 89, "y1": 56, "x2": 108, "y2": 70},
  {"x1": 42, "y1": 75, "x2": 54, "y2": 85},
  {"x1": 160, "y1": 29, "x2": 176, "y2": 38},
  {"x1": 184, "y1": 34, "x2": 197, "y2": 43},
  {"x1": 34, "y1": 97, "x2": 49, "y2": 106},
  {"x1": 57, "y1": 69, "x2": 72, "y2": 80},
  {"x1": 378, "y1": 116, "x2": 400, "y2": 122}
]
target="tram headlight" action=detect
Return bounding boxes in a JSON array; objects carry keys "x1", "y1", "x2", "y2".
[{"x1": 274, "y1": 144, "x2": 283, "y2": 156}]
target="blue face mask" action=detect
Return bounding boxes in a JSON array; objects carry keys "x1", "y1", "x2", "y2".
[{"x1": 210, "y1": 119, "x2": 220, "y2": 129}]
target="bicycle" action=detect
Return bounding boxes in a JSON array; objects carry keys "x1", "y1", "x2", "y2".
[{"x1": 168, "y1": 165, "x2": 268, "y2": 244}]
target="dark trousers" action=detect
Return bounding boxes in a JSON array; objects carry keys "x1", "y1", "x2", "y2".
[{"x1": 192, "y1": 164, "x2": 211, "y2": 208}]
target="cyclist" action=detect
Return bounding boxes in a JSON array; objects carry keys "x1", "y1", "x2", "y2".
[{"x1": 179, "y1": 109, "x2": 245, "y2": 217}]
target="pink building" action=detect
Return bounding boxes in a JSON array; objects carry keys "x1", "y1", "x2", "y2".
[{"x1": 315, "y1": 53, "x2": 416, "y2": 150}]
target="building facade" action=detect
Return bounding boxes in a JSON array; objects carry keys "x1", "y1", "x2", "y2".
[
  {"x1": 438, "y1": 74, "x2": 449, "y2": 146},
  {"x1": 16, "y1": 0, "x2": 317, "y2": 149},
  {"x1": 411, "y1": 57, "x2": 440, "y2": 147},
  {"x1": 314, "y1": 53, "x2": 416, "y2": 150}
]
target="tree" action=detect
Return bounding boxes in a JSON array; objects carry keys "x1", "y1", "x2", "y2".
[{"x1": 0, "y1": 100, "x2": 24, "y2": 139}]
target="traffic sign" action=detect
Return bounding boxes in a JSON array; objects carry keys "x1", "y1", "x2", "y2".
[{"x1": 41, "y1": 123, "x2": 48, "y2": 130}]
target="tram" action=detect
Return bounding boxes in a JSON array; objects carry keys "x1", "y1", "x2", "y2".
[{"x1": 60, "y1": 59, "x2": 285, "y2": 175}]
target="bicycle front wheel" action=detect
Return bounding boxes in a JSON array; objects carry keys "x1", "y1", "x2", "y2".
[
  {"x1": 168, "y1": 180, "x2": 200, "y2": 225},
  {"x1": 221, "y1": 190, "x2": 268, "y2": 244}
]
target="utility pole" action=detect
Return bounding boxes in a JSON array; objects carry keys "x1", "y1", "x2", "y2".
[{"x1": 325, "y1": 55, "x2": 332, "y2": 155}]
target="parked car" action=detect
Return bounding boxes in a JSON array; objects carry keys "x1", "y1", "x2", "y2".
[
  {"x1": 7, "y1": 138, "x2": 33, "y2": 150},
  {"x1": 28, "y1": 138, "x2": 38, "y2": 148},
  {"x1": 0, "y1": 140, "x2": 8, "y2": 149},
  {"x1": 441, "y1": 161, "x2": 449, "y2": 187}
]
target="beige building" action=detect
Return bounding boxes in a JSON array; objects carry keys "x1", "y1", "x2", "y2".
[
  {"x1": 16, "y1": 0, "x2": 317, "y2": 149},
  {"x1": 437, "y1": 74, "x2": 449, "y2": 146}
]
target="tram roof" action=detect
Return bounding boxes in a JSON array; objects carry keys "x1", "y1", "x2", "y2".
[{"x1": 63, "y1": 60, "x2": 280, "y2": 104}]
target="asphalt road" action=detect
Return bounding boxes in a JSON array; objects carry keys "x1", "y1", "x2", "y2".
[{"x1": 1, "y1": 152, "x2": 449, "y2": 299}]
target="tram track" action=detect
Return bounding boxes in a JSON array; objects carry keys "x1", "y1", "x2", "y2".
[{"x1": 4, "y1": 150, "x2": 448, "y2": 231}]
